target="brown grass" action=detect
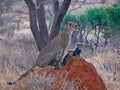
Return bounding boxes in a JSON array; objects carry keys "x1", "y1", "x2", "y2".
[
  {"x1": 0, "y1": 38, "x2": 120, "y2": 90},
  {"x1": 89, "y1": 49, "x2": 120, "y2": 90}
]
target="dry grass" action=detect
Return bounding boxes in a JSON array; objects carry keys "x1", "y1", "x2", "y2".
[
  {"x1": 0, "y1": 31, "x2": 38, "y2": 90},
  {"x1": 25, "y1": 72, "x2": 56, "y2": 90},
  {"x1": 0, "y1": 31, "x2": 120, "y2": 90},
  {"x1": 89, "y1": 48, "x2": 120, "y2": 90},
  {"x1": 24, "y1": 72, "x2": 79, "y2": 90},
  {"x1": 0, "y1": 1, "x2": 119, "y2": 90},
  {"x1": 0, "y1": 31, "x2": 80, "y2": 90}
]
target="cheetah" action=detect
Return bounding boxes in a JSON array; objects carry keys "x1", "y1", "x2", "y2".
[{"x1": 7, "y1": 22, "x2": 78, "y2": 85}]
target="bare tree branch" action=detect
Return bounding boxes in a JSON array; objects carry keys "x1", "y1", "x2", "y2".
[
  {"x1": 69, "y1": 0, "x2": 86, "y2": 11},
  {"x1": 50, "y1": 0, "x2": 72, "y2": 40},
  {"x1": 36, "y1": 0, "x2": 49, "y2": 45},
  {"x1": 53, "y1": 0, "x2": 59, "y2": 16},
  {"x1": 37, "y1": 0, "x2": 47, "y2": 9},
  {"x1": 24, "y1": 0, "x2": 46, "y2": 51}
]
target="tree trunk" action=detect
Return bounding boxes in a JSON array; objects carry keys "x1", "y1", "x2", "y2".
[
  {"x1": 79, "y1": 32, "x2": 84, "y2": 43},
  {"x1": 104, "y1": 37, "x2": 108, "y2": 46},
  {"x1": 36, "y1": 0, "x2": 49, "y2": 45},
  {"x1": 53, "y1": 0, "x2": 59, "y2": 32},
  {"x1": 96, "y1": 26, "x2": 101, "y2": 49},
  {"x1": 53, "y1": 0, "x2": 59, "y2": 17},
  {"x1": 24, "y1": 0, "x2": 44, "y2": 51},
  {"x1": 85, "y1": 29, "x2": 93, "y2": 45},
  {"x1": 24, "y1": 0, "x2": 72, "y2": 51},
  {"x1": 79, "y1": 27, "x2": 84, "y2": 43},
  {"x1": 50, "y1": 0, "x2": 72, "y2": 40}
]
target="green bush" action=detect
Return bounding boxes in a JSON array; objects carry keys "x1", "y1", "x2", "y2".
[
  {"x1": 86, "y1": 7, "x2": 107, "y2": 28},
  {"x1": 106, "y1": 4, "x2": 120, "y2": 32},
  {"x1": 77, "y1": 13, "x2": 87, "y2": 27},
  {"x1": 61, "y1": 5, "x2": 120, "y2": 37},
  {"x1": 61, "y1": 12, "x2": 88, "y2": 31},
  {"x1": 61, "y1": 12, "x2": 78, "y2": 30}
]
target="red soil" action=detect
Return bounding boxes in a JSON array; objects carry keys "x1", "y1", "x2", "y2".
[{"x1": 13, "y1": 56, "x2": 107, "y2": 90}]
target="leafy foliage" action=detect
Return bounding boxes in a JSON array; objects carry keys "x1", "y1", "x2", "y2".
[
  {"x1": 86, "y1": 7, "x2": 107, "y2": 28},
  {"x1": 106, "y1": 4, "x2": 120, "y2": 33},
  {"x1": 77, "y1": 13, "x2": 87, "y2": 29},
  {"x1": 61, "y1": 5, "x2": 120, "y2": 39},
  {"x1": 61, "y1": 12, "x2": 78, "y2": 30},
  {"x1": 61, "y1": 12, "x2": 88, "y2": 31}
]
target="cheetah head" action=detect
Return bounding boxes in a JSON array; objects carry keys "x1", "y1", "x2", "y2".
[{"x1": 67, "y1": 22, "x2": 78, "y2": 31}]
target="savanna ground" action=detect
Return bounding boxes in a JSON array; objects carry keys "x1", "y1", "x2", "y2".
[{"x1": 0, "y1": 0, "x2": 120, "y2": 90}]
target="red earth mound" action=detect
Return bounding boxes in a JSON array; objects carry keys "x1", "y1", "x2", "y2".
[{"x1": 13, "y1": 56, "x2": 107, "y2": 90}]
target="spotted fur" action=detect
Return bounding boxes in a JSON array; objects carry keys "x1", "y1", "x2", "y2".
[{"x1": 7, "y1": 22, "x2": 78, "y2": 85}]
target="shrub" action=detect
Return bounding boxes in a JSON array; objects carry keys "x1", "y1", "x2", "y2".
[
  {"x1": 86, "y1": 7, "x2": 107, "y2": 28},
  {"x1": 61, "y1": 12, "x2": 78, "y2": 30},
  {"x1": 77, "y1": 13, "x2": 87, "y2": 29},
  {"x1": 106, "y1": 4, "x2": 120, "y2": 33}
]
